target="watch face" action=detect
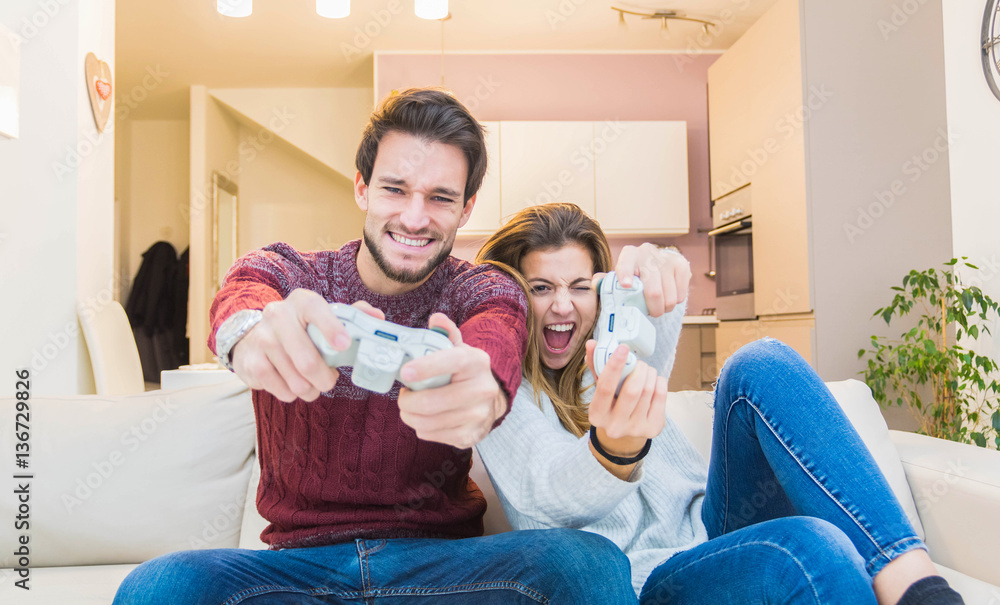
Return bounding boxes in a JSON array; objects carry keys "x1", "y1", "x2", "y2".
[{"x1": 985, "y1": 0, "x2": 1000, "y2": 101}]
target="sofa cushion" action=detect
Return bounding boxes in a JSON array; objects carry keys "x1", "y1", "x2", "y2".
[
  {"x1": 665, "y1": 379, "x2": 925, "y2": 540},
  {"x1": 0, "y1": 377, "x2": 255, "y2": 568},
  {"x1": 0, "y1": 564, "x2": 137, "y2": 604}
]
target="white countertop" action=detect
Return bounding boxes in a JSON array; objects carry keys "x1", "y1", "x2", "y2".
[{"x1": 682, "y1": 315, "x2": 719, "y2": 325}]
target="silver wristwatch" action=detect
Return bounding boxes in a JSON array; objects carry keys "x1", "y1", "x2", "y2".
[{"x1": 215, "y1": 309, "x2": 264, "y2": 371}]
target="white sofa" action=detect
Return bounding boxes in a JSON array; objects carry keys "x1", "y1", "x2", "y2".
[{"x1": 2, "y1": 377, "x2": 998, "y2": 604}]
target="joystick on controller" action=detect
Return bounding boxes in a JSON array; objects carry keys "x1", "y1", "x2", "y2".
[
  {"x1": 307, "y1": 303, "x2": 453, "y2": 394},
  {"x1": 593, "y1": 272, "x2": 656, "y2": 390}
]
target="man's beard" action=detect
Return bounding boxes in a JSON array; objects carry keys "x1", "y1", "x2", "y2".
[{"x1": 362, "y1": 224, "x2": 454, "y2": 285}]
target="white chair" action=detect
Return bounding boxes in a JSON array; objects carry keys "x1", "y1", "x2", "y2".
[{"x1": 77, "y1": 301, "x2": 146, "y2": 395}]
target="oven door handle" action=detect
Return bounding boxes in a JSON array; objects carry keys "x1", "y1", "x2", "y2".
[{"x1": 708, "y1": 219, "x2": 752, "y2": 237}]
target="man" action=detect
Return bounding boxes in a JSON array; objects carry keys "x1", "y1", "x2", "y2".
[{"x1": 113, "y1": 88, "x2": 636, "y2": 604}]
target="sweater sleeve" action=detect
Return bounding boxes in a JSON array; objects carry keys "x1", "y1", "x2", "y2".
[
  {"x1": 207, "y1": 242, "x2": 323, "y2": 355},
  {"x1": 475, "y1": 383, "x2": 643, "y2": 528},
  {"x1": 448, "y1": 266, "x2": 529, "y2": 424}
]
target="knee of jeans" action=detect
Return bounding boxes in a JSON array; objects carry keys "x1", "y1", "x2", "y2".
[
  {"x1": 532, "y1": 528, "x2": 630, "y2": 574},
  {"x1": 718, "y1": 338, "x2": 800, "y2": 385},
  {"x1": 115, "y1": 550, "x2": 228, "y2": 603},
  {"x1": 766, "y1": 517, "x2": 868, "y2": 579}
]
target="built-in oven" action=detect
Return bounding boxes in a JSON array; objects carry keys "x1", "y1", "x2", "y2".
[{"x1": 709, "y1": 185, "x2": 754, "y2": 321}]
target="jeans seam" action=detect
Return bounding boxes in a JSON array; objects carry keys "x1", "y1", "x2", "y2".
[
  {"x1": 356, "y1": 540, "x2": 372, "y2": 598},
  {"x1": 865, "y1": 537, "x2": 926, "y2": 576},
  {"x1": 727, "y1": 395, "x2": 892, "y2": 562},
  {"x1": 367, "y1": 581, "x2": 550, "y2": 602},
  {"x1": 652, "y1": 540, "x2": 821, "y2": 604},
  {"x1": 221, "y1": 585, "x2": 362, "y2": 605}
]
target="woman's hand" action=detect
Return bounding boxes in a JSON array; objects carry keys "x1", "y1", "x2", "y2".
[
  {"x1": 585, "y1": 340, "x2": 668, "y2": 477},
  {"x1": 596, "y1": 242, "x2": 691, "y2": 317}
]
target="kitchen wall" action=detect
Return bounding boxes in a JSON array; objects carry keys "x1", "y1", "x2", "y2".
[
  {"x1": 375, "y1": 52, "x2": 720, "y2": 315},
  {"x1": 0, "y1": 0, "x2": 116, "y2": 395}
]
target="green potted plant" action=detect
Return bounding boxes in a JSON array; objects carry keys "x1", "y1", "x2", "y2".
[{"x1": 858, "y1": 258, "x2": 1000, "y2": 449}]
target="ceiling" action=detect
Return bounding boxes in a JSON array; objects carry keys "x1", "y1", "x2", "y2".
[{"x1": 116, "y1": 0, "x2": 778, "y2": 120}]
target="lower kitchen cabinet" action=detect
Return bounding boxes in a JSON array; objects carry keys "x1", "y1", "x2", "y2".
[
  {"x1": 715, "y1": 314, "x2": 815, "y2": 371},
  {"x1": 669, "y1": 324, "x2": 718, "y2": 392}
]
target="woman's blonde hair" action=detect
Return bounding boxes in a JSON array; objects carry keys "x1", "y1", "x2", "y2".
[{"x1": 476, "y1": 203, "x2": 612, "y2": 437}]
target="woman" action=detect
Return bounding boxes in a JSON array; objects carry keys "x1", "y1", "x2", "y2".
[{"x1": 474, "y1": 203, "x2": 962, "y2": 605}]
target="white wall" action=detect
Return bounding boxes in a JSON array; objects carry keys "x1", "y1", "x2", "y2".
[
  {"x1": 188, "y1": 89, "x2": 240, "y2": 363},
  {"x1": 237, "y1": 123, "x2": 361, "y2": 255},
  {"x1": 187, "y1": 90, "x2": 370, "y2": 363},
  {"x1": 127, "y1": 120, "x2": 189, "y2": 278},
  {"x1": 0, "y1": 0, "x2": 115, "y2": 395},
  {"x1": 943, "y1": 1, "x2": 1000, "y2": 364},
  {"x1": 801, "y1": 0, "x2": 955, "y2": 430}
]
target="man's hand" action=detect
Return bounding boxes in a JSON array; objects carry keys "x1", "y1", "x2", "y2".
[
  {"x1": 597, "y1": 242, "x2": 692, "y2": 317},
  {"x1": 585, "y1": 340, "x2": 667, "y2": 456},
  {"x1": 396, "y1": 313, "x2": 506, "y2": 449},
  {"x1": 231, "y1": 289, "x2": 383, "y2": 403}
]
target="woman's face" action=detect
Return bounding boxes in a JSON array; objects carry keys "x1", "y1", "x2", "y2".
[{"x1": 521, "y1": 243, "x2": 599, "y2": 371}]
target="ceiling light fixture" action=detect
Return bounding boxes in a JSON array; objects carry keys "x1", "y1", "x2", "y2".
[
  {"x1": 317, "y1": 0, "x2": 350, "y2": 18},
  {"x1": 611, "y1": 6, "x2": 715, "y2": 34},
  {"x1": 416, "y1": 0, "x2": 448, "y2": 20},
  {"x1": 217, "y1": 0, "x2": 252, "y2": 17}
]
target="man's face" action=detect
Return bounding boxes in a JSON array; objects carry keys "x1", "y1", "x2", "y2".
[{"x1": 354, "y1": 131, "x2": 477, "y2": 294}]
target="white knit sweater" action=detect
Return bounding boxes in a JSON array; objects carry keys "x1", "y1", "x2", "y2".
[{"x1": 475, "y1": 301, "x2": 710, "y2": 596}]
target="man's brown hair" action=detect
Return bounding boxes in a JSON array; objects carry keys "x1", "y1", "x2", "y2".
[{"x1": 356, "y1": 88, "x2": 488, "y2": 204}]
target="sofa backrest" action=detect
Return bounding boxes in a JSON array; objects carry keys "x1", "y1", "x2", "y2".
[
  {"x1": 0, "y1": 377, "x2": 255, "y2": 567},
  {"x1": 663, "y1": 380, "x2": 925, "y2": 540}
]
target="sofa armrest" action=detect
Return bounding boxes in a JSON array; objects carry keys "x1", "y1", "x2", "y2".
[{"x1": 889, "y1": 430, "x2": 1000, "y2": 587}]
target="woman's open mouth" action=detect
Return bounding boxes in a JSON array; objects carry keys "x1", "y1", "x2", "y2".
[{"x1": 543, "y1": 322, "x2": 576, "y2": 353}]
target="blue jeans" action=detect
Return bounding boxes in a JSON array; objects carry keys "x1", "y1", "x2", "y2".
[
  {"x1": 113, "y1": 528, "x2": 637, "y2": 604},
  {"x1": 640, "y1": 338, "x2": 925, "y2": 604}
]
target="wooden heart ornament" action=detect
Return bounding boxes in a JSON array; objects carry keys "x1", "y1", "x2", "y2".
[{"x1": 85, "y1": 52, "x2": 113, "y2": 132}]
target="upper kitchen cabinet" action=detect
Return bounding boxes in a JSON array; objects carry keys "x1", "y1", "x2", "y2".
[
  {"x1": 458, "y1": 121, "x2": 502, "y2": 234},
  {"x1": 499, "y1": 121, "x2": 597, "y2": 220},
  {"x1": 708, "y1": 0, "x2": 811, "y2": 317},
  {"x1": 707, "y1": 0, "x2": 804, "y2": 203},
  {"x1": 458, "y1": 120, "x2": 690, "y2": 236},
  {"x1": 595, "y1": 121, "x2": 689, "y2": 235}
]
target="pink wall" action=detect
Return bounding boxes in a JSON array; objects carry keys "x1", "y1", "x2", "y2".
[{"x1": 375, "y1": 53, "x2": 719, "y2": 314}]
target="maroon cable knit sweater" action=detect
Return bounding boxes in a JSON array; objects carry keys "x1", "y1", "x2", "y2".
[{"x1": 207, "y1": 240, "x2": 528, "y2": 549}]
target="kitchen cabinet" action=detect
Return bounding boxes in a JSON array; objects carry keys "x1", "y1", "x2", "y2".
[
  {"x1": 715, "y1": 314, "x2": 815, "y2": 371},
  {"x1": 458, "y1": 120, "x2": 690, "y2": 237},
  {"x1": 499, "y1": 121, "x2": 596, "y2": 221},
  {"x1": 459, "y1": 121, "x2": 501, "y2": 234},
  {"x1": 707, "y1": 0, "x2": 811, "y2": 317},
  {"x1": 669, "y1": 322, "x2": 717, "y2": 392},
  {"x1": 595, "y1": 121, "x2": 689, "y2": 235}
]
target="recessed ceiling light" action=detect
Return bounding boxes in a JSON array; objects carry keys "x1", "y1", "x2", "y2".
[
  {"x1": 317, "y1": 0, "x2": 350, "y2": 18},
  {"x1": 217, "y1": 0, "x2": 252, "y2": 18},
  {"x1": 415, "y1": 0, "x2": 448, "y2": 20}
]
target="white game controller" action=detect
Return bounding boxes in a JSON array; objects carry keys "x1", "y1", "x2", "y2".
[
  {"x1": 593, "y1": 272, "x2": 656, "y2": 390},
  {"x1": 307, "y1": 303, "x2": 453, "y2": 394}
]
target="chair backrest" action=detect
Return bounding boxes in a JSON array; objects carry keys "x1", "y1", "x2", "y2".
[{"x1": 78, "y1": 301, "x2": 146, "y2": 395}]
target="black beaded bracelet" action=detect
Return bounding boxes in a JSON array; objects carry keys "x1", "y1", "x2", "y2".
[{"x1": 589, "y1": 429, "x2": 652, "y2": 465}]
